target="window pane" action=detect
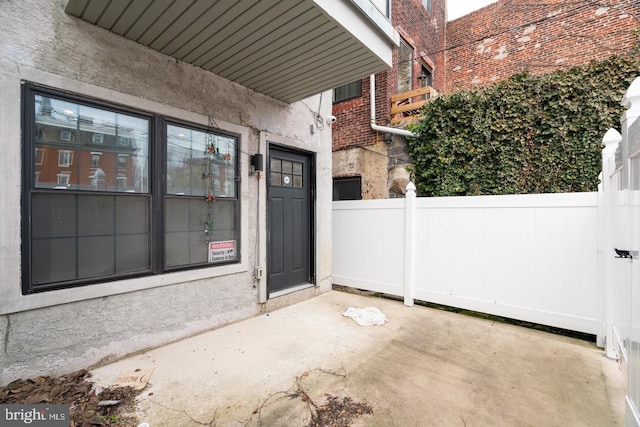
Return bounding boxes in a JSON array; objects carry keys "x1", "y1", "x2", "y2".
[
  {"x1": 167, "y1": 125, "x2": 237, "y2": 198},
  {"x1": 271, "y1": 172, "x2": 282, "y2": 186},
  {"x1": 333, "y1": 177, "x2": 362, "y2": 200},
  {"x1": 32, "y1": 237, "x2": 76, "y2": 285},
  {"x1": 116, "y1": 234, "x2": 149, "y2": 274},
  {"x1": 30, "y1": 192, "x2": 150, "y2": 288},
  {"x1": 78, "y1": 195, "x2": 114, "y2": 236},
  {"x1": 398, "y1": 40, "x2": 413, "y2": 93},
  {"x1": 33, "y1": 94, "x2": 149, "y2": 193},
  {"x1": 165, "y1": 197, "x2": 238, "y2": 268},
  {"x1": 282, "y1": 160, "x2": 293, "y2": 174},
  {"x1": 333, "y1": 80, "x2": 362, "y2": 103},
  {"x1": 78, "y1": 236, "x2": 115, "y2": 277},
  {"x1": 293, "y1": 162, "x2": 302, "y2": 175}
]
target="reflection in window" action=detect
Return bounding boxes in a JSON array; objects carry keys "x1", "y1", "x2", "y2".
[
  {"x1": 58, "y1": 150, "x2": 73, "y2": 167},
  {"x1": 33, "y1": 94, "x2": 149, "y2": 193},
  {"x1": 166, "y1": 124, "x2": 237, "y2": 198},
  {"x1": 90, "y1": 152, "x2": 101, "y2": 168},
  {"x1": 398, "y1": 39, "x2": 413, "y2": 93},
  {"x1": 35, "y1": 148, "x2": 44, "y2": 165},
  {"x1": 23, "y1": 85, "x2": 240, "y2": 293},
  {"x1": 165, "y1": 123, "x2": 239, "y2": 269},
  {"x1": 56, "y1": 173, "x2": 70, "y2": 187}
]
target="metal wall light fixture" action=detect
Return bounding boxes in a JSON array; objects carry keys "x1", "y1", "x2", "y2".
[{"x1": 251, "y1": 153, "x2": 264, "y2": 171}]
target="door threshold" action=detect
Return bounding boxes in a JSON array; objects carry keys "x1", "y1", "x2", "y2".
[{"x1": 269, "y1": 283, "x2": 315, "y2": 299}]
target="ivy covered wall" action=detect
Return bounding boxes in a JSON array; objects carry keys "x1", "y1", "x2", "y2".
[{"x1": 407, "y1": 55, "x2": 640, "y2": 196}]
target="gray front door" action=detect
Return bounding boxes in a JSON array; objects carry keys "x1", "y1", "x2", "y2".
[{"x1": 267, "y1": 147, "x2": 312, "y2": 295}]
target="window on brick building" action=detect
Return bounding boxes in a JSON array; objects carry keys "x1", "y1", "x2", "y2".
[
  {"x1": 333, "y1": 80, "x2": 362, "y2": 103},
  {"x1": 422, "y1": 0, "x2": 433, "y2": 15},
  {"x1": 398, "y1": 39, "x2": 413, "y2": 93},
  {"x1": 418, "y1": 65, "x2": 433, "y2": 100}
]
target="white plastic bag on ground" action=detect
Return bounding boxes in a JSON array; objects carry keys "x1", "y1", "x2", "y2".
[{"x1": 343, "y1": 306, "x2": 388, "y2": 326}]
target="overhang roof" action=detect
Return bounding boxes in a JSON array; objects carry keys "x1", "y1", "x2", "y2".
[{"x1": 65, "y1": 0, "x2": 397, "y2": 104}]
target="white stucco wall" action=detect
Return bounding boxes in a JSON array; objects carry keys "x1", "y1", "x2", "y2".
[{"x1": 0, "y1": 0, "x2": 333, "y2": 385}]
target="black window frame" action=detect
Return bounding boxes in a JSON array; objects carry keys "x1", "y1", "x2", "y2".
[
  {"x1": 333, "y1": 176, "x2": 362, "y2": 201},
  {"x1": 21, "y1": 82, "x2": 241, "y2": 294},
  {"x1": 333, "y1": 80, "x2": 362, "y2": 103}
]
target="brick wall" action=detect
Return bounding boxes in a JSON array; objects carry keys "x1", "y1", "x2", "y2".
[
  {"x1": 446, "y1": 0, "x2": 640, "y2": 93},
  {"x1": 332, "y1": 0, "x2": 446, "y2": 151}
]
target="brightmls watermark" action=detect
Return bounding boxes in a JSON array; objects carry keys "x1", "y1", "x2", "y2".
[{"x1": 1, "y1": 405, "x2": 69, "y2": 426}]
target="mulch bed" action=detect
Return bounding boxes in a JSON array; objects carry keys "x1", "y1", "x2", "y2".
[{"x1": 0, "y1": 370, "x2": 141, "y2": 426}]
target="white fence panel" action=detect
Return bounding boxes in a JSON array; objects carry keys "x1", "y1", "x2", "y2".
[
  {"x1": 411, "y1": 193, "x2": 599, "y2": 334},
  {"x1": 332, "y1": 192, "x2": 600, "y2": 336},
  {"x1": 332, "y1": 199, "x2": 406, "y2": 296}
]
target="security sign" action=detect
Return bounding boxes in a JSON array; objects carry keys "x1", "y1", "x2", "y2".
[{"x1": 208, "y1": 240, "x2": 236, "y2": 263}]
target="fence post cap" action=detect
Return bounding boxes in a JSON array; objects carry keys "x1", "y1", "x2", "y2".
[
  {"x1": 622, "y1": 76, "x2": 640, "y2": 109},
  {"x1": 406, "y1": 182, "x2": 416, "y2": 193},
  {"x1": 602, "y1": 128, "x2": 622, "y2": 153}
]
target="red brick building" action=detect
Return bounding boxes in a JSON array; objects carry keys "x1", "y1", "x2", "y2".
[
  {"x1": 446, "y1": 0, "x2": 640, "y2": 93},
  {"x1": 332, "y1": 0, "x2": 446, "y2": 199}
]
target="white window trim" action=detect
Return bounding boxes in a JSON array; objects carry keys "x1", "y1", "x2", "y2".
[
  {"x1": 35, "y1": 147, "x2": 44, "y2": 165},
  {"x1": 60, "y1": 130, "x2": 72, "y2": 141},
  {"x1": 92, "y1": 133, "x2": 104, "y2": 144},
  {"x1": 90, "y1": 151, "x2": 102, "y2": 167},
  {"x1": 1, "y1": 70, "x2": 250, "y2": 315},
  {"x1": 58, "y1": 149, "x2": 73, "y2": 167},
  {"x1": 56, "y1": 172, "x2": 70, "y2": 186}
]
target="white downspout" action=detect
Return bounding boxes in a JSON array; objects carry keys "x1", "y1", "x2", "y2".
[{"x1": 370, "y1": 74, "x2": 417, "y2": 137}]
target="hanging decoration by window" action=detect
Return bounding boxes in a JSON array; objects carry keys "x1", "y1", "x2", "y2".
[{"x1": 202, "y1": 115, "x2": 217, "y2": 241}]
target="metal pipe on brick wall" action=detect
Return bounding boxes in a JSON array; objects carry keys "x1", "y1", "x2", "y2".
[{"x1": 369, "y1": 74, "x2": 416, "y2": 138}]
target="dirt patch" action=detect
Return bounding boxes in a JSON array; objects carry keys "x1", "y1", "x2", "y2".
[
  {"x1": 308, "y1": 394, "x2": 373, "y2": 427},
  {"x1": 0, "y1": 370, "x2": 141, "y2": 426},
  {"x1": 246, "y1": 368, "x2": 373, "y2": 427}
]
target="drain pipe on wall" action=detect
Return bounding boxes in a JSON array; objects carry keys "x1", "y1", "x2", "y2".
[{"x1": 369, "y1": 74, "x2": 416, "y2": 138}]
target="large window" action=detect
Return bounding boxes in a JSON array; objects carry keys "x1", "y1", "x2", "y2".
[
  {"x1": 22, "y1": 84, "x2": 240, "y2": 293},
  {"x1": 398, "y1": 39, "x2": 413, "y2": 93}
]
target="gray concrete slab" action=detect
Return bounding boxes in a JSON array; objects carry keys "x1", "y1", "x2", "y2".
[{"x1": 89, "y1": 290, "x2": 625, "y2": 426}]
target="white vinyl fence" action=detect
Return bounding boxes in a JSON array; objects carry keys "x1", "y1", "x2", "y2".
[
  {"x1": 601, "y1": 77, "x2": 640, "y2": 427},
  {"x1": 333, "y1": 190, "x2": 600, "y2": 337}
]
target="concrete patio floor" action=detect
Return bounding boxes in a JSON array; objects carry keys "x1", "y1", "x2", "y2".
[{"x1": 89, "y1": 289, "x2": 625, "y2": 426}]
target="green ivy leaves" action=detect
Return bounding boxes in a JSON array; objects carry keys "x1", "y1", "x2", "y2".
[{"x1": 407, "y1": 55, "x2": 640, "y2": 197}]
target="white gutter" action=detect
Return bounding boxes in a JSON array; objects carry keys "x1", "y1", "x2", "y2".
[{"x1": 370, "y1": 74, "x2": 417, "y2": 137}]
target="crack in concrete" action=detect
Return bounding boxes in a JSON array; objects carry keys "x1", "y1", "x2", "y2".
[{"x1": 3, "y1": 315, "x2": 10, "y2": 354}]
